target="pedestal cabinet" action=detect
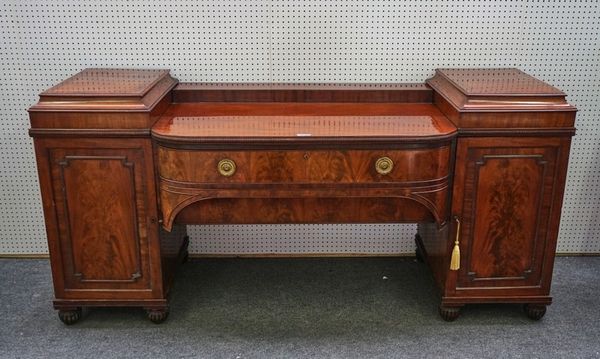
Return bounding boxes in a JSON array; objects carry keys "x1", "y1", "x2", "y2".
[
  {"x1": 29, "y1": 70, "x2": 188, "y2": 323},
  {"x1": 421, "y1": 69, "x2": 575, "y2": 320}
]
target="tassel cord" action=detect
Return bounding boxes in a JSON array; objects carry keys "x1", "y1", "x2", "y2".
[{"x1": 450, "y1": 216, "x2": 461, "y2": 271}]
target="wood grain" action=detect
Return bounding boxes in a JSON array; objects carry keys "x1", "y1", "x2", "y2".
[
  {"x1": 41, "y1": 69, "x2": 170, "y2": 97},
  {"x1": 28, "y1": 67, "x2": 577, "y2": 322},
  {"x1": 419, "y1": 68, "x2": 576, "y2": 315},
  {"x1": 33, "y1": 138, "x2": 171, "y2": 301},
  {"x1": 427, "y1": 68, "x2": 576, "y2": 113},
  {"x1": 450, "y1": 137, "x2": 568, "y2": 291},
  {"x1": 30, "y1": 69, "x2": 177, "y2": 113},
  {"x1": 176, "y1": 197, "x2": 434, "y2": 224},
  {"x1": 152, "y1": 103, "x2": 457, "y2": 146},
  {"x1": 153, "y1": 115, "x2": 451, "y2": 139},
  {"x1": 432, "y1": 93, "x2": 577, "y2": 130},
  {"x1": 157, "y1": 147, "x2": 451, "y2": 184},
  {"x1": 436, "y1": 68, "x2": 565, "y2": 96},
  {"x1": 173, "y1": 82, "x2": 432, "y2": 103},
  {"x1": 56, "y1": 153, "x2": 143, "y2": 285}
]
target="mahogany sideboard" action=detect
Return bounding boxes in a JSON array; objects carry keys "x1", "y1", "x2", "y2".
[{"x1": 28, "y1": 68, "x2": 576, "y2": 324}]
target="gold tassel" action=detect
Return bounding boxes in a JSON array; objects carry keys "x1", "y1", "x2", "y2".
[{"x1": 450, "y1": 217, "x2": 461, "y2": 271}]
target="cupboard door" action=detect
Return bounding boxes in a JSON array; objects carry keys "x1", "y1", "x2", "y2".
[
  {"x1": 453, "y1": 137, "x2": 568, "y2": 290},
  {"x1": 47, "y1": 142, "x2": 154, "y2": 292}
]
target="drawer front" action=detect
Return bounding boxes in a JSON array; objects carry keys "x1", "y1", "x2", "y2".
[{"x1": 157, "y1": 146, "x2": 451, "y2": 184}]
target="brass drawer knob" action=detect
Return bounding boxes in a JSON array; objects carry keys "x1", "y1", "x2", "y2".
[
  {"x1": 375, "y1": 156, "x2": 394, "y2": 175},
  {"x1": 217, "y1": 159, "x2": 236, "y2": 177}
]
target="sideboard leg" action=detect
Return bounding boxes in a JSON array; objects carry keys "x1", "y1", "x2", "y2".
[
  {"x1": 146, "y1": 308, "x2": 170, "y2": 324},
  {"x1": 180, "y1": 235, "x2": 190, "y2": 264},
  {"x1": 58, "y1": 307, "x2": 82, "y2": 325},
  {"x1": 414, "y1": 233, "x2": 427, "y2": 263},
  {"x1": 439, "y1": 305, "x2": 462, "y2": 322},
  {"x1": 415, "y1": 245, "x2": 425, "y2": 263},
  {"x1": 523, "y1": 304, "x2": 547, "y2": 320}
]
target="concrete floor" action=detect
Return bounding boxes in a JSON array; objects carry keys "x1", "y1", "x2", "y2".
[{"x1": 1, "y1": 256, "x2": 599, "y2": 358}]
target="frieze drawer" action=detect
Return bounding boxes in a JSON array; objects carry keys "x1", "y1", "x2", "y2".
[{"x1": 156, "y1": 146, "x2": 452, "y2": 185}]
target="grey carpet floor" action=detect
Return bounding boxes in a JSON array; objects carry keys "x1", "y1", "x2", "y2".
[{"x1": 1, "y1": 256, "x2": 599, "y2": 359}]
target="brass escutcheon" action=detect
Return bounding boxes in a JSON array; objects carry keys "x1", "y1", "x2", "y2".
[
  {"x1": 375, "y1": 156, "x2": 394, "y2": 175},
  {"x1": 217, "y1": 159, "x2": 236, "y2": 177}
]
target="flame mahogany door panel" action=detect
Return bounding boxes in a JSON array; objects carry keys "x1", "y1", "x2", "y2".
[
  {"x1": 452, "y1": 137, "x2": 571, "y2": 292},
  {"x1": 35, "y1": 138, "x2": 162, "y2": 298}
]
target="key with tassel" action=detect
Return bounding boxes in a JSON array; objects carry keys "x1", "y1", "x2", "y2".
[{"x1": 450, "y1": 216, "x2": 461, "y2": 271}]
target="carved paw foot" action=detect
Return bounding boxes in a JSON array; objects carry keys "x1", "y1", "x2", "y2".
[
  {"x1": 439, "y1": 305, "x2": 461, "y2": 322},
  {"x1": 58, "y1": 308, "x2": 82, "y2": 325},
  {"x1": 146, "y1": 308, "x2": 169, "y2": 324},
  {"x1": 523, "y1": 304, "x2": 547, "y2": 320}
]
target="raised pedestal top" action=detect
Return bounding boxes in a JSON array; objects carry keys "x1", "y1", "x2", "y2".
[
  {"x1": 427, "y1": 68, "x2": 576, "y2": 112},
  {"x1": 29, "y1": 68, "x2": 178, "y2": 112}
]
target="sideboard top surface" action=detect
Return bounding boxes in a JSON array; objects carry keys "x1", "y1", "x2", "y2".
[
  {"x1": 152, "y1": 102, "x2": 456, "y2": 144},
  {"x1": 153, "y1": 115, "x2": 454, "y2": 140}
]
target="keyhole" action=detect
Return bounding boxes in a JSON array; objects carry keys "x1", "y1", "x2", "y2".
[{"x1": 303, "y1": 152, "x2": 310, "y2": 160}]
